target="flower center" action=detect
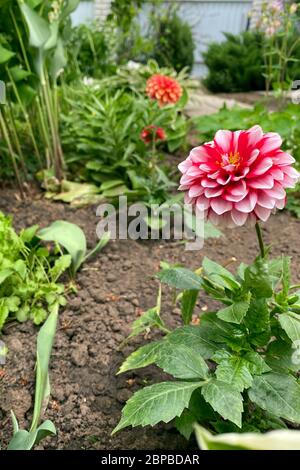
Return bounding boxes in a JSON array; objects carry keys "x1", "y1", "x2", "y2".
[{"x1": 219, "y1": 151, "x2": 241, "y2": 170}]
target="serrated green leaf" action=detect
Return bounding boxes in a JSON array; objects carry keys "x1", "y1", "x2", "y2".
[
  {"x1": 243, "y1": 258, "x2": 273, "y2": 299},
  {"x1": 249, "y1": 373, "x2": 300, "y2": 423},
  {"x1": 217, "y1": 295, "x2": 251, "y2": 324},
  {"x1": 202, "y1": 257, "x2": 238, "y2": 290},
  {"x1": 278, "y1": 312, "x2": 300, "y2": 342},
  {"x1": 202, "y1": 379, "x2": 243, "y2": 427},
  {"x1": 118, "y1": 341, "x2": 164, "y2": 374},
  {"x1": 167, "y1": 325, "x2": 218, "y2": 359},
  {"x1": 157, "y1": 267, "x2": 202, "y2": 290},
  {"x1": 113, "y1": 381, "x2": 205, "y2": 433},
  {"x1": 215, "y1": 356, "x2": 253, "y2": 391},
  {"x1": 156, "y1": 343, "x2": 209, "y2": 379}
]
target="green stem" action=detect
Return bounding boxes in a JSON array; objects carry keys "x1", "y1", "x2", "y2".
[{"x1": 255, "y1": 222, "x2": 265, "y2": 258}]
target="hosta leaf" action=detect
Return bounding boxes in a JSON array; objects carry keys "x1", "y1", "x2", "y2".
[
  {"x1": 249, "y1": 373, "x2": 300, "y2": 423},
  {"x1": 215, "y1": 356, "x2": 253, "y2": 391},
  {"x1": 157, "y1": 267, "x2": 202, "y2": 290},
  {"x1": 217, "y1": 294, "x2": 251, "y2": 324},
  {"x1": 113, "y1": 381, "x2": 205, "y2": 433},
  {"x1": 278, "y1": 312, "x2": 300, "y2": 342},
  {"x1": 19, "y1": 3, "x2": 50, "y2": 48},
  {"x1": 180, "y1": 289, "x2": 199, "y2": 325},
  {"x1": 202, "y1": 379, "x2": 243, "y2": 427}
]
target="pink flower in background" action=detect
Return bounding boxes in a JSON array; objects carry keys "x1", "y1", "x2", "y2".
[{"x1": 178, "y1": 126, "x2": 299, "y2": 227}]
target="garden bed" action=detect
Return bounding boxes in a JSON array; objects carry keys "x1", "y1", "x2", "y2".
[{"x1": 0, "y1": 189, "x2": 300, "y2": 450}]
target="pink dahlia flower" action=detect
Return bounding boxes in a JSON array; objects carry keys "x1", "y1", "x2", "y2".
[{"x1": 178, "y1": 126, "x2": 299, "y2": 227}]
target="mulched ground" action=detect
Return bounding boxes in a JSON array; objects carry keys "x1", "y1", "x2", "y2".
[{"x1": 0, "y1": 189, "x2": 300, "y2": 450}]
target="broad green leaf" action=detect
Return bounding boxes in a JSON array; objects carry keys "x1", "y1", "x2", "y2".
[
  {"x1": 215, "y1": 356, "x2": 253, "y2": 391},
  {"x1": 0, "y1": 45, "x2": 15, "y2": 64},
  {"x1": 249, "y1": 373, "x2": 300, "y2": 423},
  {"x1": 20, "y1": 224, "x2": 39, "y2": 243},
  {"x1": 217, "y1": 295, "x2": 251, "y2": 324},
  {"x1": 157, "y1": 267, "x2": 202, "y2": 290},
  {"x1": 113, "y1": 381, "x2": 205, "y2": 433},
  {"x1": 202, "y1": 380, "x2": 243, "y2": 427},
  {"x1": 200, "y1": 313, "x2": 248, "y2": 352},
  {"x1": 175, "y1": 409, "x2": 197, "y2": 440},
  {"x1": 20, "y1": 3, "x2": 51, "y2": 48},
  {"x1": 38, "y1": 220, "x2": 86, "y2": 273},
  {"x1": 9, "y1": 66, "x2": 31, "y2": 82},
  {"x1": 266, "y1": 340, "x2": 300, "y2": 372},
  {"x1": 180, "y1": 289, "x2": 199, "y2": 325},
  {"x1": 195, "y1": 424, "x2": 300, "y2": 450},
  {"x1": 202, "y1": 257, "x2": 238, "y2": 290},
  {"x1": 278, "y1": 312, "x2": 300, "y2": 342},
  {"x1": 128, "y1": 307, "x2": 164, "y2": 339},
  {"x1": 156, "y1": 343, "x2": 209, "y2": 380},
  {"x1": 167, "y1": 325, "x2": 218, "y2": 359},
  {"x1": 243, "y1": 257, "x2": 273, "y2": 298},
  {"x1": 7, "y1": 420, "x2": 56, "y2": 450},
  {"x1": 204, "y1": 222, "x2": 223, "y2": 239},
  {"x1": 118, "y1": 341, "x2": 164, "y2": 374},
  {"x1": 0, "y1": 269, "x2": 14, "y2": 284},
  {"x1": 244, "y1": 299, "x2": 271, "y2": 346},
  {"x1": 50, "y1": 39, "x2": 67, "y2": 81}
]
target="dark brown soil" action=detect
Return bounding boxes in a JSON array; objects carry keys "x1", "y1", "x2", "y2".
[{"x1": 0, "y1": 189, "x2": 300, "y2": 450}]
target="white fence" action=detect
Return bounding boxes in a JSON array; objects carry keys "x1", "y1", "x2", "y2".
[{"x1": 71, "y1": 0, "x2": 253, "y2": 77}]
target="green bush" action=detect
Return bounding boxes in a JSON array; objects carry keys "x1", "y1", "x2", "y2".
[
  {"x1": 150, "y1": 8, "x2": 195, "y2": 73},
  {"x1": 203, "y1": 32, "x2": 265, "y2": 92}
]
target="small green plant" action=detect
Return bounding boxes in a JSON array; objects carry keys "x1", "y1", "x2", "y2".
[
  {"x1": 38, "y1": 220, "x2": 110, "y2": 277},
  {"x1": 7, "y1": 303, "x2": 59, "y2": 450},
  {"x1": 0, "y1": 212, "x2": 71, "y2": 329},
  {"x1": 114, "y1": 247, "x2": 300, "y2": 436}
]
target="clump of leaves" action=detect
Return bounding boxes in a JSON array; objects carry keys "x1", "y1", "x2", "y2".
[
  {"x1": 114, "y1": 249, "x2": 300, "y2": 436},
  {"x1": 0, "y1": 212, "x2": 71, "y2": 329}
]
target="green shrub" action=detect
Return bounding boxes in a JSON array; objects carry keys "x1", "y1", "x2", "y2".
[
  {"x1": 150, "y1": 7, "x2": 195, "y2": 73},
  {"x1": 203, "y1": 32, "x2": 265, "y2": 92}
]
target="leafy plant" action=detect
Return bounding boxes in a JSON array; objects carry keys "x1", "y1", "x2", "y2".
[
  {"x1": 203, "y1": 32, "x2": 265, "y2": 93},
  {"x1": 7, "y1": 303, "x2": 58, "y2": 450},
  {"x1": 0, "y1": 212, "x2": 70, "y2": 329},
  {"x1": 61, "y1": 83, "x2": 188, "y2": 203},
  {"x1": 114, "y1": 227, "x2": 300, "y2": 436},
  {"x1": 149, "y1": 5, "x2": 195, "y2": 73},
  {"x1": 38, "y1": 220, "x2": 110, "y2": 276},
  {"x1": 195, "y1": 424, "x2": 300, "y2": 450}
]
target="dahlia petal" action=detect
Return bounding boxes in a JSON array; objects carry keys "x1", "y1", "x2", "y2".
[
  {"x1": 180, "y1": 174, "x2": 197, "y2": 185},
  {"x1": 272, "y1": 152, "x2": 295, "y2": 166},
  {"x1": 257, "y1": 191, "x2": 276, "y2": 209},
  {"x1": 178, "y1": 184, "x2": 189, "y2": 191},
  {"x1": 189, "y1": 185, "x2": 205, "y2": 198},
  {"x1": 231, "y1": 209, "x2": 248, "y2": 226},
  {"x1": 247, "y1": 149, "x2": 260, "y2": 166},
  {"x1": 207, "y1": 170, "x2": 221, "y2": 179},
  {"x1": 214, "y1": 130, "x2": 233, "y2": 153},
  {"x1": 178, "y1": 159, "x2": 192, "y2": 173},
  {"x1": 247, "y1": 125, "x2": 264, "y2": 147},
  {"x1": 209, "y1": 210, "x2": 235, "y2": 228},
  {"x1": 201, "y1": 178, "x2": 218, "y2": 188},
  {"x1": 282, "y1": 174, "x2": 298, "y2": 188},
  {"x1": 269, "y1": 168, "x2": 284, "y2": 181},
  {"x1": 204, "y1": 187, "x2": 224, "y2": 198},
  {"x1": 247, "y1": 174, "x2": 274, "y2": 189},
  {"x1": 247, "y1": 157, "x2": 273, "y2": 177},
  {"x1": 232, "y1": 167, "x2": 250, "y2": 181},
  {"x1": 186, "y1": 166, "x2": 204, "y2": 177},
  {"x1": 282, "y1": 166, "x2": 299, "y2": 179},
  {"x1": 196, "y1": 195, "x2": 210, "y2": 210},
  {"x1": 275, "y1": 198, "x2": 286, "y2": 210},
  {"x1": 259, "y1": 132, "x2": 282, "y2": 154},
  {"x1": 254, "y1": 205, "x2": 272, "y2": 222},
  {"x1": 263, "y1": 182, "x2": 286, "y2": 199},
  {"x1": 189, "y1": 147, "x2": 211, "y2": 163},
  {"x1": 235, "y1": 191, "x2": 258, "y2": 213},
  {"x1": 230, "y1": 180, "x2": 247, "y2": 196},
  {"x1": 217, "y1": 174, "x2": 232, "y2": 185},
  {"x1": 210, "y1": 198, "x2": 233, "y2": 215}
]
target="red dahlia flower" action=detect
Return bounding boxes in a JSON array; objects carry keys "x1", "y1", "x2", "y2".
[
  {"x1": 178, "y1": 126, "x2": 299, "y2": 227},
  {"x1": 140, "y1": 125, "x2": 166, "y2": 144},
  {"x1": 146, "y1": 74, "x2": 182, "y2": 106}
]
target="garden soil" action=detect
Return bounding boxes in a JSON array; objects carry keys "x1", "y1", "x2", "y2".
[{"x1": 0, "y1": 189, "x2": 300, "y2": 450}]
